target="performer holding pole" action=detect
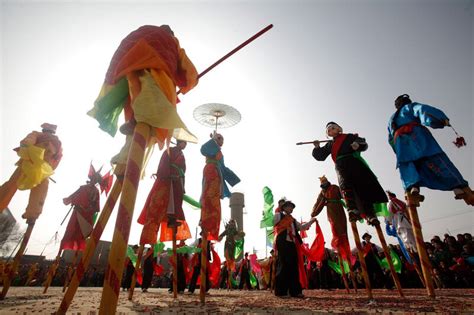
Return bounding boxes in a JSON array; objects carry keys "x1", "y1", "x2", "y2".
[
  {"x1": 0, "y1": 123, "x2": 62, "y2": 300},
  {"x1": 387, "y1": 94, "x2": 474, "y2": 297}
]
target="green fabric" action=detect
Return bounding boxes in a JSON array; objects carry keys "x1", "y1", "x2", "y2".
[
  {"x1": 183, "y1": 194, "x2": 201, "y2": 209},
  {"x1": 90, "y1": 77, "x2": 129, "y2": 137},
  {"x1": 373, "y1": 202, "x2": 389, "y2": 217},
  {"x1": 171, "y1": 163, "x2": 185, "y2": 177},
  {"x1": 165, "y1": 245, "x2": 201, "y2": 255},
  {"x1": 328, "y1": 259, "x2": 350, "y2": 275},
  {"x1": 234, "y1": 238, "x2": 244, "y2": 259},
  {"x1": 266, "y1": 227, "x2": 274, "y2": 248},
  {"x1": 92, "y1": 212, "x2": 98, "y2": 225},
  {"x1": 249, "y1": 271, "x2": 257, "y2": 288},
  {"x1": 230, "y1": 274, "x2": 239, "y2": 287},
  {"x1": 260, "y1": 186, "x2": 274, "y2": 228},
  {"x1": 153, "y1": 241, "x2": 166, "y2": 258},
  {"x1": 126, "y1": 246, "x2": 137, "y2": 266},
  {"x1": 378, "y1": 249, "x2": 402, "y2": 273}
]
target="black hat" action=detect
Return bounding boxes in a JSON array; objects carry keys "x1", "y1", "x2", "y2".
[
  {"x1": 394, "y1": 94, "x2": 412, "y2": 108},
  {"x1": 362, "y1": 233, "x2": 372, "y2": 240},
  {"x1": 282, "y1": 200, "x2": 296, "y2": 209},
  {"x1": 326, "y1": 121, "x2": 340, "y2": 129}
]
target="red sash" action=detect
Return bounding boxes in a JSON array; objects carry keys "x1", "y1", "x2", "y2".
[{"x1": 331, "y1": 134, "x2": 348, "y2": 162}]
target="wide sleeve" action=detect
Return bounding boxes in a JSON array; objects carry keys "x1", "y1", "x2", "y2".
[
  {"x1": 200, "y1": 139, "x2": 220, "y2": 157},
  {"x1": 353, "y1": 135, "x2": 368, "y2": 152},
  {"x1": 412, "y1": 102, "x2": 449, "y2": 129},
  {"x1": 311, "y1": 192, "x2": 325, "y2": 217},
  {"x1": 312, "y1": 142, "x2": 331, "y2": 161}
]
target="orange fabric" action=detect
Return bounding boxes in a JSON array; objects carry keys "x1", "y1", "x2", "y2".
[
  {"x1": 0, "y1": 167, "x2": 21, "y2": 211},
  {"x1": 200, "y1": 163, "x2": 222, "y2": 240},
  {"x1": 159, "y1": 220, "x2": 192, "y2": 242},
  {"x1": 273, "y1": 215, "x2": 294, "y2": 237}
]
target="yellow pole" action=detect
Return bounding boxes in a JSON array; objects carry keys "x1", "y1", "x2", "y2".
[
  {"x1": 62, "y1": 250, "x2": 80, "y2": 292},
  {"x1": 57, "y1": 170, "x2": 124, "y2": 314},
  {"x1": 350, "y1": 221, "x2": 373, "y2": 300},
  {"x1": 406, "y1": 192, "x2": 435, "y2": 298},
  {"x1": 99, "y1": 122, "x2": 150, "y2": 314},
  {"x1": 1, "y1": 220, "x2": 35, "y2": 299},
  {"x1": 43, "y1": 249, "x2": 62, "y2": 294}
]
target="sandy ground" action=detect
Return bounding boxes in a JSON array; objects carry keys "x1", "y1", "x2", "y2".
[{"x1": 0, "y1": 287, "x2": 473, "y2": 314}]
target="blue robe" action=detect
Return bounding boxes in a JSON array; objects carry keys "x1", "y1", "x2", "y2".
[{"x1": 387, "y1": 102, "x2": 468, "y2": 191}]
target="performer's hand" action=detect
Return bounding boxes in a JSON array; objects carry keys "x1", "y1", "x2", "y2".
[
  {"x1": 350, "y1": 142, "x2": 360, "y2": 150},
  {"x1": 444, "y1": 119, "x2": 451, "y2": 127},
  {"x1": 313, "y1": 140, "x2": 320, "y2": 148}
]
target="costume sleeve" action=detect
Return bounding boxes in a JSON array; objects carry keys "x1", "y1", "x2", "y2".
[
  {"x1": 312, "y1": 142, "x2": 331, "y2": 161},
  {"x1": 20, "y1": 131, "x2": 39, "y2": 147},
  {"x1": 354, "y1": 135, "x2": 368, "y2": 152},
  {"x1": 200, "y1": 139, "x2": 220, "y2": 157},
  {"x1": 296, "y1": 220, "x2": 312, "y2": 231},
  {"x1": 311, "y1": 192, "x2": 325, "y2": 217},
  {"x1": 177, "y1": 47, "x2": 199, "y2": 94},
  {"x1": 156, "y1": 150, "x2": 171, "y2": 179},
  {"x1": 412, "y1": 103, "x2": 449, "y2": 129}
]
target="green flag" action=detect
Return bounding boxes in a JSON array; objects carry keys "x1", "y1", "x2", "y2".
[
  {"x1": 249, "y1": 271, "x2": 258, "y2": 288},
  {"x1": 165, "y1": 245, "x2": 201, "y2": 255},
  {"x1": 126, "y1": 246, "x2": 137, "y2": 266},
  {"x1": 235, "y1": 239, "x2": 244, "y2": 259},
  {"x1": 260, "y1": 186, "x2": 274, "y2": 228},
  {"x1": 183, "y1": 194, "x2": 201, "y2": 209},
  {"x1": 377, "y1": 249, "x2": 402, "y2": 273},
  {"x1": 153, "y1": 241, "x2": 166, "y2": 258}
]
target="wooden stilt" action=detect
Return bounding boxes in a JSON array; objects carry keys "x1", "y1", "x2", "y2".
[
  {"x1": 350, "y1": 221, "x2": 373, "y2": 300},
  {"x1": 172, "y1": 226, "x2": 178, "y2": 298},
  {"x1": 406, "y1": 192, "x2": 435, "y2": 298},
  {"x1": 408, "y1": 249, "x2": 426, "y2": 288},
  {"x1": 1, "y1": 221, "x2": 35, "y2": 299},
  {"x1": 128, "y1": 245, "x2": 144, "y2": 300},
  {"x1": 348, "y1": 261, "x2": 358, "y2": 293},
  {"x1": 374, "y1": 223, "x2": 404, "y2": 297},
  {"x1": 43, "y1": 249, "x2": 62, "y2": 293},
  {"x1": 63, "y1": 250, "x2": 80, "y2": 293},
  {"x1": 227, "y1": 262, "x2": 232, "y2": 290},
  {"x1": 199, "y1": 232, "x2": 208, "y2": 304},
  {"x1": 339, "y1": 257, "x2": 350, "y2": 294}
]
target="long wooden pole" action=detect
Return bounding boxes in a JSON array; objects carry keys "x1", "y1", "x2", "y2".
[
  {"x1": 408, "y1": 249, "x2": 426, "y2": 288},
  {"x1": 63, "y1": 250, "x2": 80, "y2": 292},
  {"x1": 57, "y1": 171, "x2": 124, "y2": 314},
  {"x1": 406, "y1": 192, "x2": 435, "y2": 298},
  {"x1": 374, "y1": 223, "x2": 404, "y2": 297},
  {"x1": 1, "y1": 221, "x2": 35, "y2": 299},
  {"x1": 199, "y1": 233, "x2": 208, "y2": 304},
  {"x1": 348, "y1": 262, "x2": 358, "y2": 293},
  {"x1": 349, "y1": 221, "x2": 373, "y2": 300},
  {"x1": 99, "y1": 122, "x2": 150, "y2": 314},
  {"x1": 338, "y1": 257, "x2": 350, "y2": 294},
  {"x1": 177, "y1": 24, "x2": 273, "y2": 94},
  {"x1": 172, "y1": 226, "x2": 178, "y2": 298},
  {"x1": 128, "y1": 245, "x2": 144, "y2": 300},
  {"x1": 43, "y1": 249, "x2": 62, "y2": 293}
]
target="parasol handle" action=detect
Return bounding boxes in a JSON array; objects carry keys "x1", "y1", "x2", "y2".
[
  {"x1": 296, "y1": 140, "x2": 331, "y2": 145},
  {"x1": 177, "y1": 24, "x2": 273, "y2": 95}
]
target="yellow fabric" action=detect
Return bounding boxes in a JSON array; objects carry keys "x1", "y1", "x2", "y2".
[{"x1": 17, "y1": 145, "x2": 54, "y2": 190}]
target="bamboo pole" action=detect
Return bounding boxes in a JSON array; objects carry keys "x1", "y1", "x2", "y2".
[
  {"x1": 374, "y1": 223, "x2": 404, "y2": 297},
  {"x1": 128, "y1": 245, "x2": 144, "y2": 301},
  {"x1": 63, "y1": 250, "x2": 80, "y2": 292},
  {"x1": 57, "y1": 171, "x2": 124, "y2": 314},
  {"x1": 348, "y1": 262, "x2": 358, "y2": 293},
  {"x1": 43, "y1": 249, "x2": 62, "y2": 293},
  {"x1": 172, "y1": 226, "x2": 178, "y2": 298},
  {"x1": 339, "y1": 257, "x2": 350, "y2": 294},
  {"x1": 1, "y1": 221, "x2": 35, "y2": 299},
  {"x1": 99, "y1": 122, "x2": 150, "y2": 314},
  {"x1": 199, "y1": 233, "x2": 208, "y2": 304},
  {"x1": 405, "y1": 192, "x2": 435, "y2": 298},
  {"x1": 349, "y1": 221, "x2": 373, "y2": 300}
]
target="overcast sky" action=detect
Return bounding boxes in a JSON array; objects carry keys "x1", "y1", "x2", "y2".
[{"x1": 1, "y1": 0, "x2": 473, "y2": 259}]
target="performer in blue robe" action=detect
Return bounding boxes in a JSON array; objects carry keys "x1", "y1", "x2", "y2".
[{"x1": 388, "y1": 94, "x2": 473, "y2": 206}]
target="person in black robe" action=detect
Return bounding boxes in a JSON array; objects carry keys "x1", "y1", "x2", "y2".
[
  {"x1": 312, "y1": 122, "x2": 388, "y2": 225},
  {"x1": 238, "y1": 252, "x2": 252, "y2": 290},
  {"x1": 142, "y1": 247, "x2": 154, "y2": 292},
  {"x1": 187, "y1": 236, "x2": 211, "y2": 294}
]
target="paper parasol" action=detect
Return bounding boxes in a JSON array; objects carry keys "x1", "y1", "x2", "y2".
[{"x1": 193, "y1": 103, "x2": 241, "y2": 131}]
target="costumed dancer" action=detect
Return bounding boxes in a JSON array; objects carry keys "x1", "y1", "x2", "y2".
[
  {"x1": 218, "y1": 219, "x2": 245, "y2": 289},
  {"x1": 86, "y1": 24, "x2": 198, "y2": 313},
  {"x1": 388, "y1": 94, "x2": 474, "y2": 205},
  {"x1": 141, "y1": 247, "x2": 154, "y2": 293},
  {"x1": 273, "y1": 201, "x2": 316, "y2": 298},
  {"x1": 0, "y1": 123, "x2": 62, "y2": 299},
  {"x1": 311, "y1": 175, "x2": 357, "y2": 291},
  {"x1": 238, "y1": 252, "x2": 252, "y2": 290},
  {"x1": 199, "y1": 132, "x2": 240, "y2": 302}
]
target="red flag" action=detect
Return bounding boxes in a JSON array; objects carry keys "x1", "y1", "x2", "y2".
[
  {"x1": 300, "y1": 220, "x2": 308, "y2": 239},
  {"x1": 306, "y1": 222, "x2": 325, "y2": 262},
  {"x1": 249, "y1": 254, "x2": 262, "y2": 274},
  {"x1": 209, "y1": 246, "x2": 221, "y2": 288}
]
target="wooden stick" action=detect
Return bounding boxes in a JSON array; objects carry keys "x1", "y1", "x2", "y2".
[
  {"x1": 58, "y1": 171, "x2": 124, "y2": 314},
  {"x1": 347, "y1": 259, "x2": 358, "y2": 293},
  {"x1": 199, "y1": 233, "x2": 208, "y2": 304},
  {"x1": 374, "y1": 223, "x2": 404, "y2": 297},
  {"x1": 177, "y1": 25, "x2": 273, "y2": 95},
  {"x1": 128, "y1": 245, "x2": 144, "y2": 300},
  {"x1": 99, "y1": 123, "x2": 150, "y2": 314},
  {"x1": 339, "y1": 257, "x2": 350, "y2": 294},
  {"x1": 63, "y1": 250, "x2": 80, "y2": 293},
  {"x1": 172, "y1": 226, "x2": 178, "y2": 298},
  {"x1": 1, "y1": 221, "x2": 35, "y2": 299},
  {"x1": 406, "y1": 192, "x2": 435, "y2": 298},
  {"x1": 349, "y1": 221, "x2": 373, "y2": 300},
  {"x1": 408, "y1": 249, "x2": 426, "y2": 288},
  {"x1": 296, "y1": 140, "x2": 331, "y2": 145},
  {"x1": 43, "y1": 249, "x2": 62, "y2": 294}
]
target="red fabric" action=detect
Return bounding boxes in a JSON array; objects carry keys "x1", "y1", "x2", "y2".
[
  {"x1": 300, "y1": 221, "x2": 308, "y2": 239},
  {"x1": 209, "y1": 246, "x2": 221, "y2": 288},
  {"x1": 249, "y1": 254, "x2": 262, "y2": 274},
  {"x1": 100, "y1": 172, "x2": 114, "y2": 196},
  {"x1": 331, "y1": 133, "x2": 348, "y2": 162},
  {"x1": 136, "y1": 269, "x2": 143, "y2": 285},
  {"x1": 200, "y1": 162, "x2": 222, "y2": 241},
  {"x1": 294, "y1": 239, "x2": 308, "y2": 289},
  {"x1": 393, "y1": 121, "x2": 421, "y2": 143},
  {"x1": 306, "y1": 222, "x2": 326, "y2": 262}
]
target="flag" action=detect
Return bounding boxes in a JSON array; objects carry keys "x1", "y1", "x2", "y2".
[
  {"x1": 153, "y1": 241, "x2": 165, "y2": 258},
  {"x1": 306, "y1": 221, "x2": 325, "y2": 262},
  {"x1": 377, "y1": 249, "x2": 402, "y2": 273},
  {"x1": 265, "y1": 228, "x2": 273, "y2": 248},
  {"x1": 260, "y1": 186, "x2": 274, "y2": 228},
  {"x1": 235, "y1": 238, "x2": 244, "y2": 259},
  {"x1": 126, "y1": 246, "x2": 137, "y2": 266}
]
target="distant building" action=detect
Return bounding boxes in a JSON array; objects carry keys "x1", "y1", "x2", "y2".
[{"x1": 0, "y1": 207, "x2": 18, "y2": 250}]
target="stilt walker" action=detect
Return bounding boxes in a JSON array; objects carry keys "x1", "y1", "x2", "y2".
[
  {"x1": 43, "y1": 249, "x2": 62, "y2": 294},
  {"x1": 218, "y1": 219, "x2": 245, "y2": 290},
  {"x1": 350, "y1": 222, "x2": 373, "y2": 300},
  {"x1": 0, "y1": 123, "x2": 62, "y2": 300},
  {"x1": 58, "y1": 166, "x2": 124, "y2": 314},
  {"x1": 83, "y1": 24, "x2": 199, "y2": 314},
  {"x1": 388, "y1": 94, "x2": 474, "y2": 298},
  {"x1": 194, "y1": 103, "x2": 242, "y2": 304},
  {"x1": 63, "y1": 250, "x2": 80, "y2": 292}
]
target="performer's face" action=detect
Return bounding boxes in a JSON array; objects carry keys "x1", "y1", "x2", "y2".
[
  {"x1": 326, "y1": 124, "x2": 342, "y2": 138},
  {"x1": 177, "y1": 141, "x2": 187, "y2": 150},
  {"x1": 215, "y1": 134, "x2": 224, "y2": 147}
]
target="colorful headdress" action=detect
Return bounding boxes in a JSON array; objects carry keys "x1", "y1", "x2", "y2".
[
  {"x1": 41, "y1": 123, "x2": 57, "y2": 133},
  {"x1": 88, "y1": 164, "x2": 113, "y2": 195}
]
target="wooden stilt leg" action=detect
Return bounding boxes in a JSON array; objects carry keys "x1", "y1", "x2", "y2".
[
  {"x1": 128, "y1": 245, "x2": 144, "y2": 301},
  {"x1": 200, "y1": 233, "x2": 208, "y2": 304},
  {"x1": 172, "y1": 226, "x2": 178, "y2": 298},
  {"x1": 339, "y1": 257, "x2": 350, "y2": 294},
  {"x1": 408, "y1": 249, "x2": 426, "y2": 288},
  {"x1": 350, "y1": 221, "x2": 373, "y2": 300},
  {"x1": 43, "y1": 249, "x2": 62, "y2": 294},
  {"x1": 63, "y1": 250, "x2": 80, "y2": 293},
  {"x1": 406, "y1": 192, "x2": 435, "y2": 298},
  {"x1": 348, "y1": 261, "x2": 358, "y2": 293},
  {"x1": 374, "y1": 223, "x2": 404, "y2": 297},
  {"x1": 1, "y1": 221, "x2": 35, "y2": 299}
]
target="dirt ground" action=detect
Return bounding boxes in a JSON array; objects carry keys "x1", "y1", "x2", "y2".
[{"x1": 0, "y1": 287, "x2": 473, "y2": 314}]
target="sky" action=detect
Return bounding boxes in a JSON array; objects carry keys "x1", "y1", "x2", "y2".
[{"x1": 1, "y1": 0, "x2": 473, "y2": 259}]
